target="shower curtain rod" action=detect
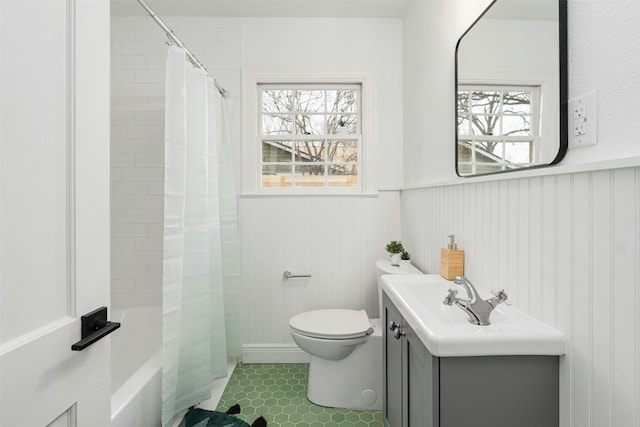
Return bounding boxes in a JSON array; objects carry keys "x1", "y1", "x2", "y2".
[{"x1": 135, "y1": 0, "x2": 230, "y2": 99}]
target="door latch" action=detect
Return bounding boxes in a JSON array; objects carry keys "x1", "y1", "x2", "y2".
[{"x1": 71, "y1": 306, "x2": 121, "y2": 351}]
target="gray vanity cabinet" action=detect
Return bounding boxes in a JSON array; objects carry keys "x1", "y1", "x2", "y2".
[
  {"x1": 383, "y1": 293, "x2": 560, "y2": 427},
  {"x1": 384, "y1": 294, "x2": 438, "y2": 427}
]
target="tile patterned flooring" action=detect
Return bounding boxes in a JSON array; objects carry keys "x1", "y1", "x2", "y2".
[{"x1": 216, "y1": 363, "x2": 385, "y2": 427}]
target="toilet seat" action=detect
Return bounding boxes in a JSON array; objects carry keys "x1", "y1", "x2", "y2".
[{"x1": 289, "y1": 309, "x2": 373, "y2": 340}]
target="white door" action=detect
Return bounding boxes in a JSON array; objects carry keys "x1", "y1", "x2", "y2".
[{"x1": 0, "y1": 0, "x2": 111, "y2": 425}]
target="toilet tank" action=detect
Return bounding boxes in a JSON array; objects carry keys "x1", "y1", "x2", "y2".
[{"x1": 375, "y1": 259, "x2": 423, "y2": 318}]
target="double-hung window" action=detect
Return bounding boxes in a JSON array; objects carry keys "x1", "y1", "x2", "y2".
[
  {"x1": 258, "y1": 84, "x2": 362, "y2": 190},
  {"x1": 457, "y1": 85, "x2": 541, "y2": 176}
]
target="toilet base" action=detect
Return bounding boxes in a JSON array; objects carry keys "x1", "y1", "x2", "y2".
[{"x1": 306, "y1": 319, "x2": 382, "y2": 410}]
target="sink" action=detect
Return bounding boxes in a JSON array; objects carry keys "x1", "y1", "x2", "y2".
[{"x1": 381, "y1": 274, "x2": 565, "y2": 357}]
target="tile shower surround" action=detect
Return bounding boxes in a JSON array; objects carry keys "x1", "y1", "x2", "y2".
[{"x1": 110, "y1": 16, "x2": 241, "y2": 307}]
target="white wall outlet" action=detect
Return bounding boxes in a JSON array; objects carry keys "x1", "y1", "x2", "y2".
[
  {"x1": 573, "y1": 117, "x2": 587, "y2": 136},
  {"x1": 568, "y1": 91, "x2": 597, "y2": 149}
]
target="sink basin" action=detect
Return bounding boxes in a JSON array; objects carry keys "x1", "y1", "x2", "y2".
[{"x1": 381, "y1": 274, "x2": 565, "y2": 357}]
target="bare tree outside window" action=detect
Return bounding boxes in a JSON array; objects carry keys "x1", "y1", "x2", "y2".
[
  {"x1": 260, "y1": 85, "x2": 361, "y2": 188},
  {"x1": 457, "y1": 86, "x2": 539, "y2": 176}
]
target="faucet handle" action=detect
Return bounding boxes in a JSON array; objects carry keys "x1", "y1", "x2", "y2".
[
  {"x1": 443, "y1": 289, "x2": 458, "y2": 306},
  {"x1": 490, "y1": 289, "x2": 510, "y2": 305}
]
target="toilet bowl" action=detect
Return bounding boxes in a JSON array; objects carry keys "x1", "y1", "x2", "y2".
[{"x1": 288, "y1": 259, "x2": 423, "y2": 410}]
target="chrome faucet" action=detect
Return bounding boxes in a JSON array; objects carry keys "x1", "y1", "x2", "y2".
[{"x1": 442, "y1": 276, "x2": 508, "y2": 326}]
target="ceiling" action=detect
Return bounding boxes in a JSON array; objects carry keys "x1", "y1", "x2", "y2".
[{"x1": 111, "y1": 0, "x2": 411, "y2": 17}]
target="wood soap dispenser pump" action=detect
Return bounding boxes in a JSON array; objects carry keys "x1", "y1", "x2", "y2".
[{"x1": 440, "y1": 234, "x2": 464, "y2": 280}]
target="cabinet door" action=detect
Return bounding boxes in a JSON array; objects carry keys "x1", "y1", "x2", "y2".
[
  {"x1": 383, "y1": 295, "x2": 403, "y2": 427},
  {"x1": 404, "y1": 321, "x2": 439, "y2": 427}
]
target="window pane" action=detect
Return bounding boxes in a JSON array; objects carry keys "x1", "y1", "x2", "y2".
[
  {"x1": 262, "y1": 115, "x2": 293, "y2": 135},
  {"x1": 503, "y1": 92, "x2": 531, "y2": 115},
  {"x1": 471, "y1": 91, "x2": 500, "y2": 114},
  {"x1": 471, "y1": 115, "x2": 500, "y2": 136},
  {"x1": 504, "y1": 142, "x2": 532, "y2": 163},
  {"x1": 262, "y1": 140, "x2": 293, "y2": 162},
  {"x1": 327, "y1": 90, "x2": 358, "y2": 113},
  {"x1": 328, "y1": 114, "x2": 358, "y2": 135},
  {"x1": 295, "y1": 90, "x2": 325, "y2": 113},
  {"x1": 294, "y1": 165, "x2": 325, "y2": 187},
  {"x1": 502, "y1": 115, "x2": 531, "y2": 136},
  {"x1": 295, "y1": 114, "x2": 325, "y2": 135},
  {"x1": 476, "y1": 155, "x2": 497, "y2": 164},
  {"x1": 262, "y1": 165, "x2": 292, "y2": 187},
  {"x1": 328, "y1": 164, "x2": 357, "y2": 187},
  {"x1": 262, "y1": 89, "x2": 293, "y2": 113},
  {"x1": 457, "y1": 91, "x2": 470, "y2": 114},
  {"x1": 328, "y1": 140, "x2": 357, "y2": 163},
  {"x1": 457, "y1": 117, "x2": 471, "y2": 136},
  {"x1": 295, "y1": 140, "x2": 324, "y2": 162},
  {"x1": 470, "y1": 140, "x2": 498, "y2": 161}
]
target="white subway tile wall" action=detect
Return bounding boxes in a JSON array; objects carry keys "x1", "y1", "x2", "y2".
[{"x1": 111, "y1": 16, "x2": 241, "y2": 307}]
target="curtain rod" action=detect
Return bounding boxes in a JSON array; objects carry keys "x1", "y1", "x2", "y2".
[{"x1": 135, "y1": 0, "x2": 230, "y2": 99}]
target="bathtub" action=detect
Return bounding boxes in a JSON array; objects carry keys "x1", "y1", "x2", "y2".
[{"x1": 111, "y1": 306, "x2": 162, "y2": 427}]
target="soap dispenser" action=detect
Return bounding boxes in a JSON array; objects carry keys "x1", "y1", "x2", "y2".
[{"x1": 440, "y1": 234, "x2": 464, "y2": 280}]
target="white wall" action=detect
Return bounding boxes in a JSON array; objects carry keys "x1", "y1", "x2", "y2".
[
  {"x1": 403, "y1": 0, "x2": 640, "y2": 186},
  {"x1": 110, "y1": 17, "x2": 404, "y2": 356},
  {"x1": 401, "y1": 1, "x2": 640, "y2": 426},
  {"x1": 239, "y1": 18, "x2": 404, "y2": 360},
  {"x1": 241, "y1": 17, "x2": 404, "y2": 189}
]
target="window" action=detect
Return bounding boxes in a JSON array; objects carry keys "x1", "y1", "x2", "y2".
[
  {"x1": 258, "y1": 84, "x2": 361, "y2": 189},
  {"x1": 457, "y1": 85, "x2": 541, "y2": 176}
]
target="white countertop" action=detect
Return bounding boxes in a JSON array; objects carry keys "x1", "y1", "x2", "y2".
[{"x1": 381, "y1": 274, "x2": 566, "y2": 357}]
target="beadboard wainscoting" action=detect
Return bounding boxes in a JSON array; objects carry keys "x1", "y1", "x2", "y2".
[
  {"x1": 240, "y1": 191, "x2": 401, "y2": 363},
  {"x1": 401, "y1": 166, "x2": 640, "y2": 427}
]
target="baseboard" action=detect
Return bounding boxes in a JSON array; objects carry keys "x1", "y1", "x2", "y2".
[{"x1": 242, "y1": 344, "x2": 311, "y2": 364}]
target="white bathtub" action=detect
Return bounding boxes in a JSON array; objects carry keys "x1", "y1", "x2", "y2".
[{"x1": 111, "y1": 306, "x2": 162, "y2": 427}]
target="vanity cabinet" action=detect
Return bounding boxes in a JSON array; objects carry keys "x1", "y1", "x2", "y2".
[{"x1": 382, "y1": 293, "x2": 559, "y2": 427}]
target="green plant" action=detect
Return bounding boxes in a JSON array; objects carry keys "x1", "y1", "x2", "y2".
[
  {"x1": 400, "y1": 250, "x2": 411, "y2": 260},
  {"x1": 386, "y1": 240, "x2": 404, "y2": 254},
  {"x1": 337, "y1": 118, "x2": 347, "y2": 127}
]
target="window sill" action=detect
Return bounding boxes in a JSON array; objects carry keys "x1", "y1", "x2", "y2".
[{"x1": 239, "y1": 191, "x2": 380, "y2": 199}]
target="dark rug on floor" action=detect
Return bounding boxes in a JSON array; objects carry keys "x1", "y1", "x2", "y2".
[{"x1": 179, "y1": 405, "x2": 267, "y2": 427}]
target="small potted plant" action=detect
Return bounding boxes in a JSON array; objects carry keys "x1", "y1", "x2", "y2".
[
  {"x1": 399, "y1": 250, "x2": 411, "y2": 270},
  {"x1": 385, "y1": 240, "x2": 404, "y2": 266}
]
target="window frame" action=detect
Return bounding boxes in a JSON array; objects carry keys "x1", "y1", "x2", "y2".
[
  {"x1": 457, "y1": 84, "x2": 541, "y2": 175},
  {"x1": 456, "y1": 70, "x2": 559, "y2": 177},
  {"x1": 258, "y1": 83, "x2": 362, "y2": 190},
  {"x1": 242, "y1": 67, "x2": 377, "y2": 196}
]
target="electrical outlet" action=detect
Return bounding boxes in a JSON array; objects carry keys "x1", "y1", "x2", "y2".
[
  {"x1": 569, "y1": 91, "x2": 597, "y2": 149},
  {"x1": 573, "y1": 117, "x2": 587, "y2": 136}
]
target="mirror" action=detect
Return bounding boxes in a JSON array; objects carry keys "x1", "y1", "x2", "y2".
[{"x1": 455, "y1": 0, "x2": 567, "y2": 177}]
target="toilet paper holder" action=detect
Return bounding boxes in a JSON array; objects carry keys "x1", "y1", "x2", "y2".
[{"x1": 283, "y1": 270, "x2": 312, "y2": 279}]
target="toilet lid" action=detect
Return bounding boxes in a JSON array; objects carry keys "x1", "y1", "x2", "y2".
[{"x1": 289, "y1": 309, "x2": 374, "y2": 339}]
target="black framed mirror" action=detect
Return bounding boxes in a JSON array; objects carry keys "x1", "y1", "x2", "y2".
[{"x1": 455, "y1": 0, "x2": 567, "y2": 177}]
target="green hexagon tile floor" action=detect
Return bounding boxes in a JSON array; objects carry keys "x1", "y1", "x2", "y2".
[{"x1": 215, "y1": 363, "x2": 385, "y2": 427}]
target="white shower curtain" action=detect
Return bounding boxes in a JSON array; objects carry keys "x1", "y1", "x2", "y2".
[{"x1": 161, "y1": 46, "x2": 240, "y2": 427}]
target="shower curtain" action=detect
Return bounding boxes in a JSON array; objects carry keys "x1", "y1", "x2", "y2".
[{"x1": 161, "y1": 46, "x2": 241, "y2": 427}]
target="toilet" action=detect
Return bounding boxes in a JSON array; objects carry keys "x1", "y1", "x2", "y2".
[{"x1": 289, "y1": 259, "x2": 423, "y2": 410}]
